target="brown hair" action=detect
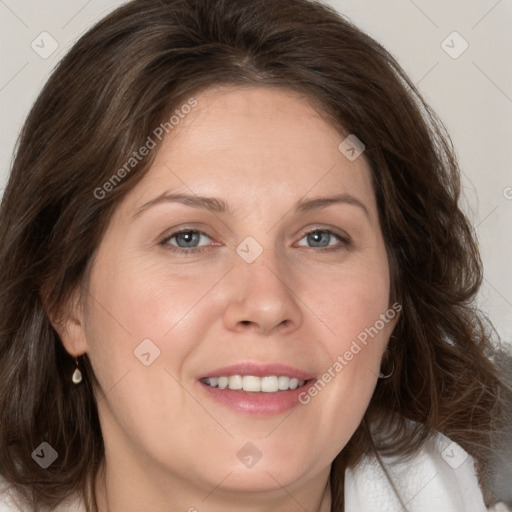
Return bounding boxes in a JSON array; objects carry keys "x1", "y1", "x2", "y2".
[{"x1": 0, "y1": 0, "x2": 510, "y2": 510}]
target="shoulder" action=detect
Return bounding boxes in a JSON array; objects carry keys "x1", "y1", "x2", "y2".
[
  {"x1": 0, "y1": 475, "x2": 85, "y2": 512},
  {"x1": 344, "y1": 430, "x2": 499, "y2": 512}
]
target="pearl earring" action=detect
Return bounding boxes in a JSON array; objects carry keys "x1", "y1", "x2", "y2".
[{"x1": 72, "y1": 357, "x2": 82, "y2": 384}]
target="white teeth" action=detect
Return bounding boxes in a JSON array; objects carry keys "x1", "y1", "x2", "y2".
[
  {"x1": 229, "y1": 375, "x2": 243, "y2": 390},
  {"x1": 289, "y1": 378, "x2": 299, "y2": 390},
  {"x1": 243, "y1": 375, "x2": 261, "y2": 392},
  {"x1": 202, "y1": 375, "x2": 306, "y2": 392},
  {"x1": 261, "y1": 376, "x2": 278, "y2": 392},
  {"x1": 205, "y1": 377, "x2": 218, "y2": 387},
  {"x1": 278, "y1": 376, "x2": 290, "y2": 390}
]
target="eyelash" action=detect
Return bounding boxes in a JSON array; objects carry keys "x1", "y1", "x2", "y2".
[{"x1": 158, "y1": 228, "x2": 351, "y2": 255}]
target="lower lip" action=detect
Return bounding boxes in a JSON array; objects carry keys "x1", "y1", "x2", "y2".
[{"x1": 198, "y1": 380, "x2": 316, "y2": 416}]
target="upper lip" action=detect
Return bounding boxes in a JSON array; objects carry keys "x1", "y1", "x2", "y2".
[{"x1": 199, "y1": 362, "x2": 316, "y2": 381}]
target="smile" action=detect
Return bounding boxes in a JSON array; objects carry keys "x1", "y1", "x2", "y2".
[{"x1": 201, "y1": 375, "x2": 307, "y2": 392}]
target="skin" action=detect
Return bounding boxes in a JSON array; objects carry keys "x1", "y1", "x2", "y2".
[{"x1": 58, "y1": 85, "x2": 397, "y2": 511}]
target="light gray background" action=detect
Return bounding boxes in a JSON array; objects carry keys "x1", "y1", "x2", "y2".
[{"x1": 1, "y1": 0, "x2": 511, "y2": 347}]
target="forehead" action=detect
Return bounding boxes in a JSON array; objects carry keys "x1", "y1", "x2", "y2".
[{"x1": 120, "y1": 85, "x2": 377, "y2": 219}]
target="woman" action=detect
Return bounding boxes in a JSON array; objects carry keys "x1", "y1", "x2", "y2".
[{"x1": 0, "y1": 0, "x2": 510, "y2": 510}]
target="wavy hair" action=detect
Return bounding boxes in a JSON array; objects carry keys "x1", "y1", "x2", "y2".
[{"x1": 0, "y1": 0, "x2": 510, "y2": 510}]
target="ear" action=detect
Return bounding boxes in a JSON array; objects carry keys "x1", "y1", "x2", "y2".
[{"x1": 43, "y1": 285, "x2": 89, "y2": 357}]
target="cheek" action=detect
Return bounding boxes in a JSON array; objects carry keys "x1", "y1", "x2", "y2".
[
  {"x1": 86, "y1": 247, "x2": 220, "y2": 335},
  {"x1": 82, "y1": 253, "x2": 225, "y2": 391},
  {"x1": 293, "y1": 252, "x2": 392, "y2": 452},
  {"x1": 300, "y1": 252, "x2": 391, "y2": 355},
  {"x1": 327, "y1": 261, "x2": 392, "y2": 387},
  {"x1": 80, "y1": 257, "x2": 224, "y2": 452}
]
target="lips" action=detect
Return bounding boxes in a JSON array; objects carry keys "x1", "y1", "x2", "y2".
[
  {"x1": 197, "y1": 362, "x2": 317, "y2": 415},
  {"x1": 198, "y1": 362, "x2": 315, "y2": 381}
]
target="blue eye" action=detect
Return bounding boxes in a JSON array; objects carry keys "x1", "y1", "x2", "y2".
[
  {"x1": 296, "y1": 229, "x2": 346, "y2": 249},
  {"x1": 173, "y1": 231, "x2": 202, "y2": 248},
  {"x1": 306, "y1": 231, "x2": 332, "y2": 247},
  {"x1": 161, "y1": 230, "x2": 212, "y2": 252},
  {"x1": 159, "y1": 227, "x2": 348, "y2": 255}
]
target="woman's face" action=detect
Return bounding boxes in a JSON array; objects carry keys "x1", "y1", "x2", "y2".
[{"x1": 64, "y1": 86, "x2": 396, "y2": 506}]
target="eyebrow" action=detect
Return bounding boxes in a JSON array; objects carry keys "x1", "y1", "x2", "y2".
[
  {"x1": 133, "y1": 192, "x2": 370, "y2": 219},
  {"x1": 296, "y1": 194, "x2": 370, "y2": 218}
]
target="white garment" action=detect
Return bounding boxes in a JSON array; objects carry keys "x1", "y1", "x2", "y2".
[
  {"x1": 0, "y1": 433, "x2": 508, "y2": 511},
  {"x1": 345, "y1": 431, "x2": 507, "y2": 512},
  {"x1": 0, "y1": 483, "x2": 84, "y2": 512}
]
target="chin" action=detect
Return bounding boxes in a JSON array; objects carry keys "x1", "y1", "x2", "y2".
[{"x1": 209, "y1": 465, "x2": 308, "y2": 494}]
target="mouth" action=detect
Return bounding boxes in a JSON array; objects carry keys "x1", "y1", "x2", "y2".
[
  {"x1": 200, "y1": 375, "x2": 308, "y2": 392},
  {"x1": 197, "y1": 363, "x2": 316, "y2": 415}
]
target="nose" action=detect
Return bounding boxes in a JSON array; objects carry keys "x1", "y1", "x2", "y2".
[{"x1": 222, "y1": 250, "x2": 303, "y2": 336}]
